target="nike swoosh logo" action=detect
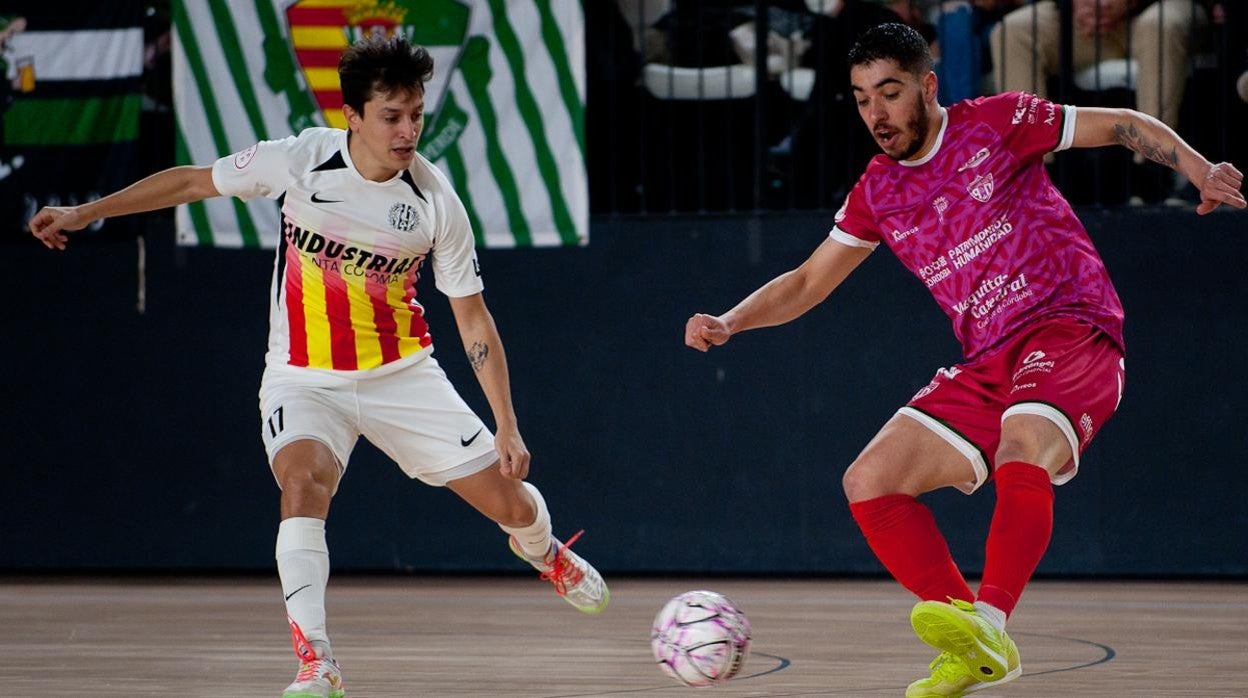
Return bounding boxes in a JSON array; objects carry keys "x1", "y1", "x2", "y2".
[
  {"x1": 310, "y1": 192, "x2": 342, "y2": 203},
  {"x1": 285, "y1": 584, "x2": 312, "y2": 602},
  {"x1": 460, "y1": 428, "x2": 484, "y2": 447}
]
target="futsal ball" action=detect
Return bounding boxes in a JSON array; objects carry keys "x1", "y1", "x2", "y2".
[{"x1": 650, "y1": 590, "x2": 751, "y2": 687}]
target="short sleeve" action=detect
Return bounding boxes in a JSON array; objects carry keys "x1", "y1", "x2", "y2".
[
  {"x1": 829, "y1": 176, "x2": 880, "y2": 250},
  {"x1": 211, "y1": 135, "x2": 298, "y2": 200},
  {"x1": 432, "y1": 185, "x2": 485, "y2": 298},
  {"x1": 981, "y1": 92, "x2": 1076, "y2": 163}
]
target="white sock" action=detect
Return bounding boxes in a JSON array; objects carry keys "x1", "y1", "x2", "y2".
[
  {"x1": 974, "y1": 600, "x2": 1007, "y2": 632},
  {"x1": 498, "y1": 482, "x2": 552, "y2": 560},
  {"x1": 276, "y1": 517, "x2": 332, "y2": 657}
]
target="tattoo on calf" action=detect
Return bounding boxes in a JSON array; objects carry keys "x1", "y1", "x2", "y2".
[
  {"x1": 1112, "y1": 122, "x2": 1179, "y2": 169},
  {"x1": 467, "y1": 341, "x2": 489, "y2": 372}
]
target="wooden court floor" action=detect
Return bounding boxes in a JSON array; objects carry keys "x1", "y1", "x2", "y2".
[{"x1": 1, "y1": 576, "x2": 1244, "y2": 697}]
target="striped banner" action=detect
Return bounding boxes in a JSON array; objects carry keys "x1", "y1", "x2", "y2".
[
  {"x1": 0, "y1": 5, "x2": 143, "y2": 239},
  {"x1": 172, "y1": 0, "x2": 586, "y2": 248}
]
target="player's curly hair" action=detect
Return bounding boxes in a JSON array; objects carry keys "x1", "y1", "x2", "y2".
[
  {"x1": 847, "y1": 23, "x2": 933, "y2": 78},
  {"x1": 339, "y1": 34, "x2": 435, "y2": 115}
]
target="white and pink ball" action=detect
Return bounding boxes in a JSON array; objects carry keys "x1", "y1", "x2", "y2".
[{"x1": 650, "y1": 590, "x2": 751, "y2": 687}]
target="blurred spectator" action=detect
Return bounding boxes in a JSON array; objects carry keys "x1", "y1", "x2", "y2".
[
  {"x1": 786, "y1": 0, "x2": 916, "y2": 206},
  {"x1": 932, "y1": 0, "x2": 1022, "y2": 102},
  {"x1": 1212, "y1": 2, "x2": 1246, "y2": 104},
  {"x1": 991, "y1": 0, "x2": 1209, "y2": 132}
]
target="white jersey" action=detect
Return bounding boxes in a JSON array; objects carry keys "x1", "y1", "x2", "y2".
[{"x1": 212, "y1": 128, "x2": 483, "y2": 374}]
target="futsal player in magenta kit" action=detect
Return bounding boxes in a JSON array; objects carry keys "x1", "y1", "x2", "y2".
[{"x1": 685, "y1": 23, "x2": 1243, "y2": 697}]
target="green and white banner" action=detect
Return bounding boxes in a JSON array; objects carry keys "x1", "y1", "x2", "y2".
[
  {"x1": 172, "y1": 0, "x2": 586, "y2": 248},
  {"x1": 0, "y1": 4, "x2": 144, "y2": 240}
]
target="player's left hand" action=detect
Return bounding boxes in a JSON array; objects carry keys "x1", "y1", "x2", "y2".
[
  {"x1": 494, "y1": 425, "x2": 530, "y2": 479},
  {"x1": 1195, "y1": 162, "x2": 1246, "y2": 215}
]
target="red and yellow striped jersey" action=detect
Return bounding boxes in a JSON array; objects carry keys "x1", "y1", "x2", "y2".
[{"x1": 212, "y1": 128, "x2": 483, "y2": 374}]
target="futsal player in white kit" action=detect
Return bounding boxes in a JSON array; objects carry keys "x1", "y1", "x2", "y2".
[{"x1": 29, "y1": 35, "x2": 607, "y2": 698}]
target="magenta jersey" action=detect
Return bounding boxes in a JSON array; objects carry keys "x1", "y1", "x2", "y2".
[{"x1": 831, "y1": 92, "x2": 1125, "y2": 360}]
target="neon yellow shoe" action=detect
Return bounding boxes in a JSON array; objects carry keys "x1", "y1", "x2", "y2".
[
  {"x1": 908, "y1": 599, "x2": 1021, "y2": 695},
  {"x1": 906, "y1": 642, "x2": 1021, "y2": 697},
  {"x1": 509, "y1": 530, "x2": 609, "y2": 614}
]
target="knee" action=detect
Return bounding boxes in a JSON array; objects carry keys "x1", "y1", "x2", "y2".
[
  {"x1": 278, "y1": 463, "x2": 338, "y2": 502},
  {"x1": 843, "y1": 455, "x2": 890, "y2": 503},
  {"x1": 497, "y1": 498, "x2": 536, "y2": 528},
  {"x1": 995, "y1": 431, "x2": 1046, "y2": 465},
  {"x1": 494, "y1": 483, "x2": 538, "y2": 528}
]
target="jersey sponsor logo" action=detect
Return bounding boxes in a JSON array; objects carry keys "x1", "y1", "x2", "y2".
[
  {"x1": 234, "y1": 144, "x2": 258, "y2": 169},
  {"x1": 388, "y1": 202, "x2": 419, "y2": 232},
  {"x1": 932, "y1": 195, "x2": 949, "y2": 222},
  {"x1": 1011, "y1": 93, "x2": 1040, "y2": 125},
  {"x1": 967, "y1": 172, "x2": 995, "y2": 203},
  {"x1": 947, "y1": 214, "x2": 1013, "y2": 269},
  {"x1": 310, "y1": 191, "x2": 343, "y2": 204},
  {"x1": 1080, "y1": 413, "x2": 1094, "y2": 444},
  {"x1": 891, "y1": 225, "x2": 919, "y2": 242},
  {"x1": 918, "y1": 256, "x2": 950, "y2": 288},
  {"x1": 953, "y1": 272, "x2": 1031, "y2": 322},
  {"x1": 284, "y1": 218, "x2": 424, "y2": 283},
  {"x1": 472, "y1": 257, "x2": 481, "y2": 277},
  {"x1": 834, "y1": 200, "x2": 847, "y2": 223},
  {"x1": 913, "y1": 366, "x2": 962, "y2": 401},
  {"x1": 1012, "y1": 343, "x2": 1055, "y2": 380},
  {"x1": 957, "y1": 148, "x2": 991, "y2": 172}
]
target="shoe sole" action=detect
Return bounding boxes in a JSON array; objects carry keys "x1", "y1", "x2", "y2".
[
  {"x1": 910, "y1": 602, "x2": 1009, "y2": 683},
  {"x1": 962, "y1": 665, "x2": 1022, "y2": 695},
  {"x1": 283, "y1": 691, "x2": 344, "y2": 698}
]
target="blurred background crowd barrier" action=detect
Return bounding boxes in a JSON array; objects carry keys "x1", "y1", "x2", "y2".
[
  {"x1": 2, "y1": 1, "x2": 1244, "y2": 233},
  {"x1": 589, "y1": 0, "x2": 1248, "y2": 213}
]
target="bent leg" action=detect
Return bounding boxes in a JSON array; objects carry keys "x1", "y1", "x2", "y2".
[
  {"x1": 272, "y1": 439, "x2": 343, "y2": 658},
  {"x1": 446, "y1": 462, "x2": 552, "y2": 558},
  {"x1": 844, "y1": 413, "x2": 981, "y2": 602},
  {"x1": 448, "y1": 464, "x2": 609, "y2": 614},
  {"x1": 978, "y1": 413, "x2": 1065, "y2": 619}
]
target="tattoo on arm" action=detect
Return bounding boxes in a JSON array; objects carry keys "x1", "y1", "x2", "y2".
[
  {"x1": 1112, "y1": 122, "x2": 1179, "y2": 169},
  {"x1": 467, "y1": 341, "x2": 489, "y2": 372}
]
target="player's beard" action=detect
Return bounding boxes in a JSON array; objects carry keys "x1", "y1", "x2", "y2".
[{"x1": 890, "y1": 106, "x2": 929, "y2": 161}]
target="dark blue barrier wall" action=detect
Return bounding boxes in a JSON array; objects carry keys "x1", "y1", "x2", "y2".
[{"x1": 5, "y1": 208, "x2": 1246, "y2": 576}]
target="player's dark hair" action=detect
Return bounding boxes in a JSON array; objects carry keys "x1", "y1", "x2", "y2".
[
  {"x1": 847, "y1": 23, "x2": 933, "y2": 77},
  {"x1": 339, "y1": 34, "x2": 434, "y2": 115}
]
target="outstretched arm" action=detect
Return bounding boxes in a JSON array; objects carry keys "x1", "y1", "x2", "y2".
[
  {"x1": 447, "y1": 292, "x2": 530, "y2": 480},
  {"x1": 1071, "y1": 107, "x2": 1245, "y2": 215},
  {"x1": 29, "y1": 165, "x2": 220, "y2": 250},
  {"x1": 684, "y1": 237, "x2": 872, "y2": 352}
]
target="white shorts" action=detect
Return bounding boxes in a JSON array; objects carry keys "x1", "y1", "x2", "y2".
[{"x1": 258, "y1": 354, "x2": 498, "y2": 486}]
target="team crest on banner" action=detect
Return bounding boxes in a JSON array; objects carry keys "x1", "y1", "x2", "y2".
[
  {"x1": 173, "y1": 0, "x2": 587, "y2": 248},
  {"x1": 967, "y1": 172, "x2": 994, "y2": 203},
  {"x1": 285, "y1": 0, "x2": 470, "y2": 130}
]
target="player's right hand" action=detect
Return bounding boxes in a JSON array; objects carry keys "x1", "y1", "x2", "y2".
[
  {"x1": 685, "y1": 313, "x2": 731, "y2": 352},
  {"x1": 29, "y1": 206, "x2": 89, "y2": 251}
]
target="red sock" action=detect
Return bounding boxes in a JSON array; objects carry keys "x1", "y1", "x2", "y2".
[
  {"x1": 849, "y1": 494, "x2": 973, "y2": 602},
  {"x1": 978, "y1": 461, "x2": 1054, "y2": 616}
]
